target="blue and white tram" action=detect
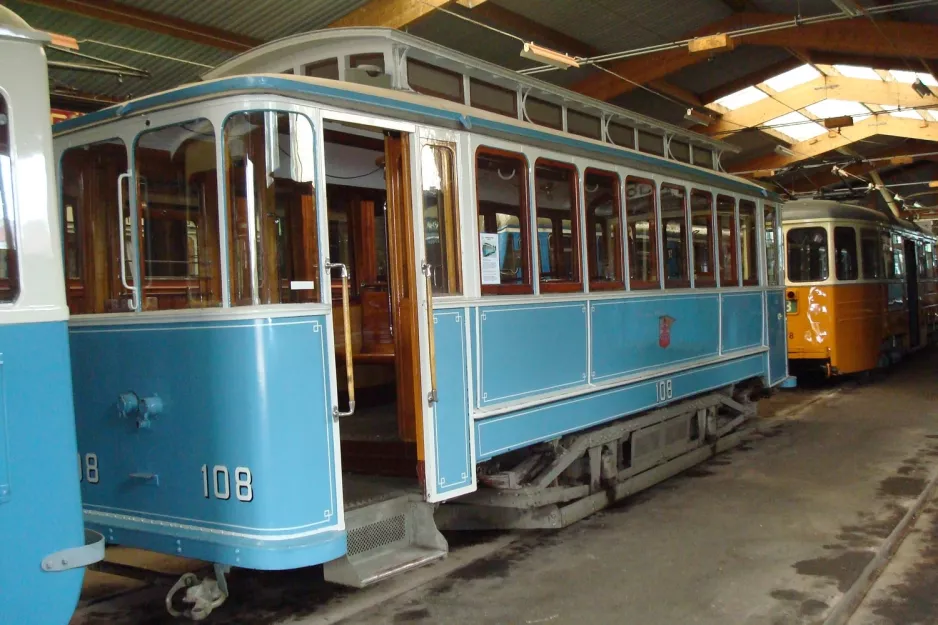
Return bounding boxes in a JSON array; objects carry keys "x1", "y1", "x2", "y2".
[
  {"x1": 0, "y1": 7, "x2": 103, "y2": 624},
  {"x1": 52, "y1": 28, "x2": 787, "y2": 610}
]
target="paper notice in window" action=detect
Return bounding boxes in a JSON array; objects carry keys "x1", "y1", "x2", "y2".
[{"x1": 480, "y1": 232, "x2": 500, "y2": 285}]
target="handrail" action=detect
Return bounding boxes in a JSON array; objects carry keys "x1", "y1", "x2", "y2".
[
  {"x1": 328, "y1": 261, "x2": 355, "y2": 418},
  {"x1": 422, "y1": 260, "x2": 438, "y2": 405},
  {"x1": 116, "y1": 172, "x2": 137, "y2": 310}
]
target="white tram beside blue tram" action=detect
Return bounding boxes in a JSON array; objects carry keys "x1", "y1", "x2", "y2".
[
  {"x1": 51, "y1": 28, "x2": 788, "y2": 611},
  {"x1": 0, "y1": 6, "x2": 103, "y2": 624}
]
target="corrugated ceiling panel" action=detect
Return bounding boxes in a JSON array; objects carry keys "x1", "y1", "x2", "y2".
[{"x1": 669, "y1": 46, "x2": 793, "y2": 95}]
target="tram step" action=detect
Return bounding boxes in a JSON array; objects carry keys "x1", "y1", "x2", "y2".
[{"x1": 323, "y1": 494, "x2": 447, "y2": 588}]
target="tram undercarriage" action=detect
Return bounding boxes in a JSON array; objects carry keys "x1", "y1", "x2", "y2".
[{"x1": 437, "y1": 385, "x2": 758, "y2": 531}]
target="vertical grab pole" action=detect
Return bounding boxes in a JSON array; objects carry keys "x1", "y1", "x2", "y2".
[
  {"x1": 422, "y1": 261, "x2": 438, "y2": 405},
  {"x1": 116, "y1": 172, "x2": 137, "y2": 310},
  {"x1": 328, "y1": 261, "x2": 355, "y2": 418}
]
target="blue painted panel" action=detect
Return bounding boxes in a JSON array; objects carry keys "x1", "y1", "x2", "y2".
[
  {"x1": 721, "y1": 292, "x2": 765, "y2": 352},
  {"x1": 767, "y1": 290, "x2": 788, "y2": 385},
  {"x1": 69, "y1": 316, "x2": 342, "y2": 569},
  {"x1": 0, "y1": 322, "x2": 86, "y2": 625},
  {"x1": 476, "y1": 354, "x2": 765, "y2": 460},
  {"x1": 478, "y1": 302, "x2": 588, "y2": 407},
  {"x1": 590, "y1": 294, "x2": 719, "y2": 381},
  {"x1": 431, "y1": 310, "x2": 472, "y2": 496}
]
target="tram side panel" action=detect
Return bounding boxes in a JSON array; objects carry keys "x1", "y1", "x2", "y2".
[
  {"x1": 0, "y1": 322, "x2": 87, "y2": 624},
  {"x1": 69, "y1": 315, "x2": 347, "y2": 570}
]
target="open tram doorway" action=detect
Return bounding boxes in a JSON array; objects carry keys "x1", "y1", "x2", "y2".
[{"x1": 323, "y1": 121, "x2": 425, "y2": 484}]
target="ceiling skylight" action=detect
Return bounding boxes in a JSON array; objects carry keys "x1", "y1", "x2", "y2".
[
  {"x1": 927, "y1": 110, "x2": 938, "y2": 122},
  {"x1": 714, "y1": 86, "x2": 768, "y2": 110},
  {"x1": 880, "y1": 104, "x2": 924, "y2": 120},
  {"x1": 765, "y1": 111, "x2": 828, "y2": 141},
  {"x1": 763, "y1": 64, "x2": 821, "y2": 92},
  {"x1": 889, "y1": 70, "x2": 938, "y2": 86},
  {"x1": 833, "y1": 65, "x2": 884, "y2": 81},
  {"x1": 805, "y1": 99, "x2": 872, "y2": 121}
]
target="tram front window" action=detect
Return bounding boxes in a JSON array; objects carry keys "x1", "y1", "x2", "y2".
[
  {"x1": 0, "y1": 96, "x2": 17, "y2": 303},
  {"x1": 787, "y1": 227, "x2": 829, "y2": 282},
  {"x1": 224, "y1": 111, "x2": 319, "y2": 306}
]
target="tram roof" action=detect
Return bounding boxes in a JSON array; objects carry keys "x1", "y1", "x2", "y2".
[
  {"x1": 202, "y1": 27, "x2": 734, "y2": 157},
  {"x1": 52, "y1": 73, "x2": 778, "y2": 200},
  {"x1": 783, "y1": 199, "x2": 930, "y2": 236},
  {"x1": 0, "y1": 5, "x2": 49, "y2": 45}
]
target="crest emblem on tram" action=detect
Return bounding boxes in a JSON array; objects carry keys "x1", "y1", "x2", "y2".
[{"x1": 658, "y1": 315, "x2": 676, "y2": 348}]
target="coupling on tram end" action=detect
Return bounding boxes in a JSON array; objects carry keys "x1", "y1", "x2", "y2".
[
  {"x1": 784, "y1": 199, "x2": 938, "y2": 377},
  {"x1": 0, "y1": 6, "x2": 104, "y2": 625}
]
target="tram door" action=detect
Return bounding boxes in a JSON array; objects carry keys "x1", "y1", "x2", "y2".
[{"x1": 905, "y1": 239, "x2": 921, "y2": 348}]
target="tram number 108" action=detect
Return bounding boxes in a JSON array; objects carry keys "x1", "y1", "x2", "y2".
[
  {"x1": 201, "y1": 465, "x2": 254, "y2": 502},
  {"x1": 655, "y1": 379, "x2": 673, "y2": 403}
]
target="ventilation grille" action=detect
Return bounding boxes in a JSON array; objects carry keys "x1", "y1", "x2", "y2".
[{"x1": 347, "y1": 514, "x2": 407, "y2": 557}]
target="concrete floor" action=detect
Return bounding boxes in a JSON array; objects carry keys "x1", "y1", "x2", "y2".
[{"x1": 71, "y1": 351, "x2": 938, "y2": 625}]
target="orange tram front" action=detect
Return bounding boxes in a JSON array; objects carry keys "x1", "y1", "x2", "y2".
[{"x1": 783, "y1": 200, "x2": 938, "y2": 377}]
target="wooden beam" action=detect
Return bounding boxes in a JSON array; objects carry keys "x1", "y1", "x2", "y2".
[
  {"x1": 19, "y1": 0, "x2": 261, "y2": 51},
  {"x1": 729, "y1": 115, "x2": 938, "y2": 172},
  {"x1": 329, "y1": 0, "x2": 487, "y2": 30},
  {"x1": 785, "y1": 143, "x2": 937, "y2": 192},
  {"x1": 705, "y1": 75, "x2": 938, "y2": 137},
  {"x1": 800, "y1": 50, "x2": 927, "y2": 72},
  {"x1": 574, "y1": 12, "x2": 938, "y2": 102}
]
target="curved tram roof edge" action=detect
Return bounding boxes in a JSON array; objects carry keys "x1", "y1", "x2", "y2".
[
  {"x1": 783, "y1": 199, "x2": 934, "y2": 238},
  {"x1": 52, "y1": 74, "x2": 778, "y2": 201}
]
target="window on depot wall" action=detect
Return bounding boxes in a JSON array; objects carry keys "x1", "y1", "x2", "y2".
[
  {"x1": 660, "y1": 184, "x2": 689, "y2": 287},
  {"x1": 691, "y1": 190, "x2": 716, "y2": 287},
  {"x1": 626, "y1": 177, "x2": 659, "y2": 289},
  {"x1": 584, "y1": 168, "x2": 623, "y2": 290},
  {"x1": 534, "y1": 159, "x2": 581, "y2": 292},
  {"x1": 476, "y1": 148, "x2": 531, "y2": 294}
]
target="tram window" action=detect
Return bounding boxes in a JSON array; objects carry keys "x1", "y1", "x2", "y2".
[
  {"x1": 60, "y1": 138, "x2": 131, "y2": 313},
  {"x1": 670, "y1": 141, "x2": 691, "y2": 164},
  {"x1": 834, "y1": 226, "x2": 858, "y2": 281},
  {"x1": 422, "y1": 144, "x2": 461, "y2": 294},
  {"x1": 637, "y1": 131, "x2": 665, "y2": 156},
  {"x1": 787, "y1": 227, "x2": 829, "y2": 283},
  {"x1": 407, "y1": 59, "x2": 464, "y2": 103},
  {"x1": 135, "y1": 119, "x2": 221, "y2": 310},
  {"x1": 693, "y1": 148, "x2": 714, "y2": 169},
  {"x1": 304, "y1": 58, "x2": 339, "y2": 80},
  {"x1": 739, "y1": 200, "x2": 759, "y2": 285},
  {"x1": 567, "y1": 110, "x2": 602, "y2": 140},
  {"x1": 917, "y1": 241, "x2": 927, "y2": 278},
  {"x1": 225, "y1": 111, "x2": 320, "y2": 306},
  {"x1": 535, "y1": 159, "x2": 581, "y2": 291},
  {"x1": 661, "y1": 184, "x2": 689, "y2": 287},
  {"x1": 476, "y1": 148, "x2": 531, "y2": 294},
  {"x1": 925, "y1": 242, "x2": 935, "y2": 279},
  {"x1": 470, "y1": 78, "x2": 517, "y2": 117},
  {"x1": 891, "y1": 234, "x2": 906, "y2": 278},
  {"x1": 0, "y1": 96, "x2": 17, "y2": 303},
  {"x1": 584, "y1": 168, "x2": 623, "y2": 290},
  {"x1": 626, "y1": 177, "x2": 659, "y2": 289},
  {"x1": 716, "y1": 195, "x2": 738, "y2": 286},
  {"x1": 349, "y1": 53, "x2": 385, "y2": 74},
  {"x1": 525, "y1": 97, "x2": 563, "y2": 130},
  {"x1": 861, "y1": 229, "x2": 883, "y2": 279},
  {"x1": 607, "y1": 122, "x2": 635, "y2": 149},
  {"x1": 691, "y1": 190, "x2": 715, "y2": 287},
  {"x1": 764, "y1": 204, "x2": 780, "y2": 286}
]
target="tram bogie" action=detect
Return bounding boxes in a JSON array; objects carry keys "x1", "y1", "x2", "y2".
[{"x1": 52, "y1": 28, "x2": 788, "y2": 612}]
